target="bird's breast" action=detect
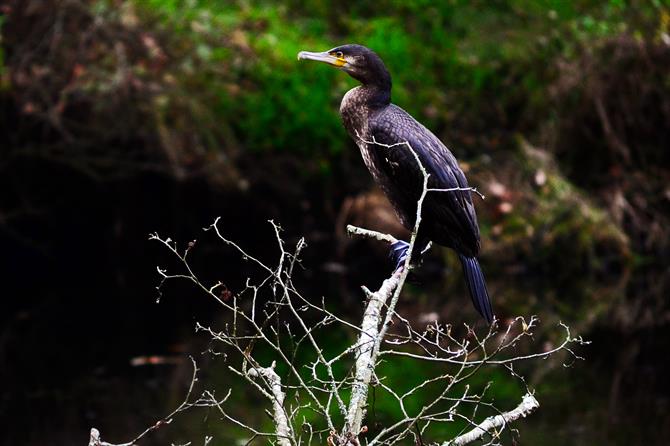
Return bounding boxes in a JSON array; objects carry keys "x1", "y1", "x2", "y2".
[
  {"x1": 339, "y1": 88, "x2": 396, "y2": 199},
  {"x1": 340, "y1": 88, "x2": 369, "y2": 138}
]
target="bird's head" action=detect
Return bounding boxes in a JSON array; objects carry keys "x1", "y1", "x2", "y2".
[{"x1": 298, "y1": 44, "x2": 391, "y2": 91}]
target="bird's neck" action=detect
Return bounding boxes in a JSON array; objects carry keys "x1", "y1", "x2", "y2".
[
  {"x1": 358, "y1": 81, "x2": 391, "y2": 108},
  {"x1": 349, "y1": 60, "x2": 392, "y2": 107}
]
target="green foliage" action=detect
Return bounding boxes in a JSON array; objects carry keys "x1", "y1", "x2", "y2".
[{"x1": 132, "y1": 0, "x2": 662, "y2": 163}]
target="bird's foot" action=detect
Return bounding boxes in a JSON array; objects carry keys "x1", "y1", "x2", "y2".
[{"x1": 390, "y1": 240, "x2": 410, "y2": 270}]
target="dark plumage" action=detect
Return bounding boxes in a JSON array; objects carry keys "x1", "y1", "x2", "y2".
[{"x1": 298, "y1": 44, "x2": 494, "y2": 323}]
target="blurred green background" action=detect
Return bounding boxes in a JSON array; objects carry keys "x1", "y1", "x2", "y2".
[{"x1": 1, "y1": 0, "x2": 669, "y2": 444}]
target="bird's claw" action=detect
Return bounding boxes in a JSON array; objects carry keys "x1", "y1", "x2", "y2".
[{"x1": 390, "y1": 240, "x2": 410, "y2": 270}]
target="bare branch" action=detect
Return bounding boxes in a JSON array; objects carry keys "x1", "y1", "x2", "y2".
[
  {"x1": 344, "y1": 269, "x2": 403, "y2": 440},
  {"x1": 347, "y1": 225, "x2": 398, "y2": 244},
  {"x1": 91, "y1": 136, "x2": 585, "y2": 446},
  {"x1": 444, "y1": 393, "x2": 540, "y2": 446},
  {"x1": 248, "y1": 361, "x2": 294, "y2": 446}
]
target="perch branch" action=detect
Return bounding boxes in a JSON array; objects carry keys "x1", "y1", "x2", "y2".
[
  {"x1": 341, "y1": 134, "x2": 432, "y2": 443},
  {"x1": 344, "y1": 268, "x2": 403, "y2": 441},
  {"x1": 346, "y1": 225, "x2": 398, "y2": 244}
]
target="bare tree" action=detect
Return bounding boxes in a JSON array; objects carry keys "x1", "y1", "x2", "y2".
[{"x1": 89, "y1": 141, "x2": 587, "y2": 446}]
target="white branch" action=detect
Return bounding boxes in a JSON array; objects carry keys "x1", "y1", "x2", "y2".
[
  {"x1": 345, "y1": 269, "x2": 403, "y2": 440},
  {"x1": 248, "y1": 361, "x2": 293, "y2": 446},
  {"x1": 346, "y1": 224, "x2": 398, "y2": 244},
  {"x1": 444, "y1": 393, "x2": 540, "y2": 446}
]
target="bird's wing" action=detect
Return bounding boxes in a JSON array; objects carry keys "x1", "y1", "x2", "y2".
[{"x1": 368, "y1": 105, "x2": 480, "y2": 255}]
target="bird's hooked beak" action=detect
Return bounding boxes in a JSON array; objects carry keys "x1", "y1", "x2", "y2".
[{"x1": 297, "y1": 50, "x2": 346, "y2": 67}]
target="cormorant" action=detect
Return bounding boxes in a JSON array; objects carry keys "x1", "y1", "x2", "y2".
[{"x1": 298, "y1": 44, "x2": 493, "y2": 323}]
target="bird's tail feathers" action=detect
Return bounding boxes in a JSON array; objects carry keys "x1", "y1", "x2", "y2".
[{"x1": 458, "y1": 254, "x2": 494, "y2": 324}]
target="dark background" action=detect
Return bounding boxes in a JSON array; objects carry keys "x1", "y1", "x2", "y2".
[{"x1": 1, "y1": 1, "x2": 669, "y2": 444}]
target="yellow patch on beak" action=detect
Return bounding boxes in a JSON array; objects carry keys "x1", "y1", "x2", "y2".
[{"x1": 331, "y1": 55, "x2": 346, "y2": 67}]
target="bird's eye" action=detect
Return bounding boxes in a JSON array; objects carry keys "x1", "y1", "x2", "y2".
[{"x1": 336, "y1": 51, "x2": 344, "y2": 59}]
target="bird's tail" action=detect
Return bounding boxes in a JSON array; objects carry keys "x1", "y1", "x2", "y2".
[{"x1": 458, "y1": 254, "x2": 494, "y2": 324}]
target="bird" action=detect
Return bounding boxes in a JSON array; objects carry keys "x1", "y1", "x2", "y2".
[{"x1": 298, "y1": 44, "x2": 493, "y2": 323}]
